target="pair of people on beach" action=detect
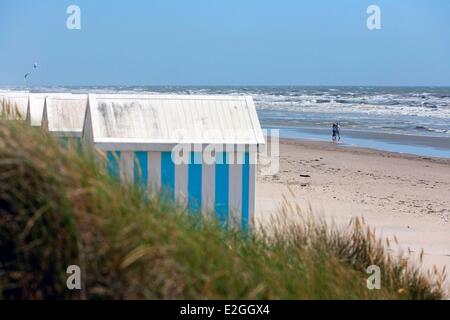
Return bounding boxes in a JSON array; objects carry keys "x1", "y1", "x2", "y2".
[{"x1": 332, "y1": 122, "x2": 341, "y2": 142}]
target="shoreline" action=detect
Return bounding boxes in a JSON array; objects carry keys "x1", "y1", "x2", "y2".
[
  {"x1": 263, "y1": 126, "x2": 450, "y2": 159},
  {"x1": 256, "y1": 138, "x2": 450, "y2": 288}
]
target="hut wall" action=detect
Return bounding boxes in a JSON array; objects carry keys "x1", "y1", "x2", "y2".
[{"x1": 105, "y1": 150, "x2": 255, "y2": 230}]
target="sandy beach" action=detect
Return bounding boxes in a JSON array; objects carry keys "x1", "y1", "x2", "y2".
[{"x1": 256, "y1": 139, "x2": 450, "y2": 284}]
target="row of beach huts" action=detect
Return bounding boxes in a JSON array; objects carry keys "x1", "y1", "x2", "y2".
[{"x1": 0, "y1": 91, "x2": 265, "y2": 230}]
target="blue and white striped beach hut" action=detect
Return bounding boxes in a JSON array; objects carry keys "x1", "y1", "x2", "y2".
[{"x1": 82, "y1": 94, "x2": 265, "y2": 229}]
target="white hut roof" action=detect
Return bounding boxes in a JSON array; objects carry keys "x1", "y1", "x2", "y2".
[
  {"x1": 26, "y1": 93, "x2": 73, "y2": 126},
  {"x1": 84, "y1": 94, "x2": 264, "y2": 149},
  {"x1": 42, "y1": 95, "x2": 87, "y2": 137}
]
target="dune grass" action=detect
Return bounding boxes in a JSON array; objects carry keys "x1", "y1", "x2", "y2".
[
  {"x1": 0, "y1": 100, "x2": 24, "y2": 120},
  {"x1": 0, "y1": 119, "x2": 446, "y2": 299}
]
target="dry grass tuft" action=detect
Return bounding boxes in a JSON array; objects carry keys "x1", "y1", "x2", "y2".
[
  {"x1": 261, "y1": 197, "x2": 446, "y2": 299},
  {"x1": 0, "y1": 100, "x2": 25, "y2": 120}
]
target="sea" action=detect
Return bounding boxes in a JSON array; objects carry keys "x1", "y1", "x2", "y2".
[{"x1": 3, "y1": 86, "x2": 450, "y2": 158}]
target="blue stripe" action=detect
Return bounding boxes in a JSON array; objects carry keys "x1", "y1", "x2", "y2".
[
  {"x1": 242, "y1": 152, "x2": 250, "y2": 232},
  {"x1": 59, "y1": 137, "x2": 81, "y2": 150},
  {"x1": 107, "y1": 151, "x2": 120, "y2": 180},
  {"x1": 215, "y1": 152, "x2": 229, "y2": 227},
  {"x1": 188, "y1": 152, "x2": 202, "y2": 215},
  {"x1": 134, "y1": 151, "x2": 148, "y2": 190},
  {"x1": 161, "y1": 151, "x2": 175, "y2": 202}
]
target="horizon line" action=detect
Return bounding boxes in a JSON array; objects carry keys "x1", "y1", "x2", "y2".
[{"x1": 2, "y1": 84, "x2": 450, "y2": 89}]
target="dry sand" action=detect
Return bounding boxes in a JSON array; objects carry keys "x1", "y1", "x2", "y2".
[{"x1": 256, "y1": 139, "x2": 450, "y2": 286}]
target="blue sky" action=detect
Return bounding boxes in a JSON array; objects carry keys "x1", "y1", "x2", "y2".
[{"x1": 1, "y1": 0, "x2": 449, "y2": 86}]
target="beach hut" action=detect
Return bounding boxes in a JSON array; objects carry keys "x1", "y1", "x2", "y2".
[
  {"x1": 1, "y1": 92, "x2": 29, "y2": 120},
  {"x1": 26, "y1": 93, "x2": 72, "y2": 126},
  {"x1": 41, "y1": 94, "x2": 88, "y2": 145},
  {"x1": 82, "y1": 94, "x2": 265, "y2": 229}
]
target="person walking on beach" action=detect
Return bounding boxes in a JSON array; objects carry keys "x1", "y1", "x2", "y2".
[
  {"x1": 336, "y1": 122, "x2": 341, "y2": 141},
  {"x1": 332, "y1": 123, "x2": 337, "y2": 142}
]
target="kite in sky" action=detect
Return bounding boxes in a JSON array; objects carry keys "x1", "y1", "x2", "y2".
[{"x1": 24, "y1": 62, "x2": 38, "y2": 84}]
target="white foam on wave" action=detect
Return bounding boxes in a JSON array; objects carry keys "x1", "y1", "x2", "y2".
[{"x1": 253, "y1": 93, "x2": 450, "y2": 119}]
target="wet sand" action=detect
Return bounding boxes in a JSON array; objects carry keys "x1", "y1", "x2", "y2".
[{"x1": 275, "y1": 127, "x2": 450, "y2": 158}]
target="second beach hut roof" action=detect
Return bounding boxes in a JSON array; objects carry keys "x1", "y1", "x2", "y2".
[
  {"x1": 26, "y1": 94, "x2": 47, "y2": 126},
  {"x1": 26, "y1": 93, "x2": 73, "y2": 126},
  {"x1": 84, "y1": 94, "x2": 265, "y2": 149},
  {"x1": 42, "y1": 94, "x2": 88, "y2": 137}
]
